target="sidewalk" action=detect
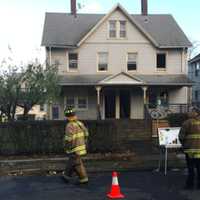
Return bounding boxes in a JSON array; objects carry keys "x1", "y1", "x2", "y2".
[{"x1": 0, "y1": 152, "x2": 186, "y2": 176}]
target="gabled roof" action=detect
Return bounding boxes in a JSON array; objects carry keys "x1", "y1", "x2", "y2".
[
  {"x1": 42, "y1": 4, "x2": 191, "y2": 48},
  {"x1": 189, "y1": 53, "x2": 200, "y2": 64},
  {"x1": 99, "y1": 72, "x2": 144, "y2": 85},
  {"x1": 77, "y1": 4, "x2": 158, "y2": 47}
]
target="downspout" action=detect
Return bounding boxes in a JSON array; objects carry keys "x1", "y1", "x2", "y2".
[{"x1": 49, "y1": 46, "x2": 52, "y2": 66}]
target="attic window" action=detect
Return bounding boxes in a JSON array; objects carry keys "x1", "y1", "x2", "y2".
[
  {"x1": 120, "y1": 21, "x2": 126, "y2": 38},
  {"x1": 109, "y1": 20, "x2": 117, "y2": 38}
]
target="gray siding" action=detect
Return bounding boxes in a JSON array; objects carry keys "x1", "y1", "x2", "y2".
[{"x1": 188, "y1": 61, "x2": 200, "y2": 103}]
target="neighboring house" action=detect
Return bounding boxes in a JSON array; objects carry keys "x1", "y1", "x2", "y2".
[
  {"x1": 41, "y1": 1, "x2": 192, "y2": 120},
  {"x1": 188, "y1": 53, "x2": 200, "y2": 105},
  {"x1": 15, "y1": 105, "x2": 47, "y2": 120}
]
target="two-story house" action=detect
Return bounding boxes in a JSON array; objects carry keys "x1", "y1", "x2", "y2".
[
  {"x1": 188, "y1": 53, "x2": 200, "y2": 106},
  {"x1": 42, "y1": 0, "x2": 192, "y2": 120}
]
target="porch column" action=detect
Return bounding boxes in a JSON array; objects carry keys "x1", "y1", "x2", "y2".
[
  {"x1": 95, "y1": 86, "x2": 102, "y2": 120},
  {"x1": 115, "y1": 90, "x2": 120, "y2": 119},
  {"x1": 141, "y1": 86, "x2": 148, "y2": 119},
  {"x1": 141, "y1": 86, "x2": 148, "y2": 105}
]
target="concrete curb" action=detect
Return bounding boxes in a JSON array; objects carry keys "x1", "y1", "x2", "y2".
[{"x1": 0, "y1": 153, "x2": 186, "y2": 176}]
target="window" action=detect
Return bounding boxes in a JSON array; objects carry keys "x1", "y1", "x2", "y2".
[
  {"x1": 195, "y1": 90, "x2": 199, "y2": 101},
  {"x1": 157, "y1": 53, "x2": 166, "y2": 69},
  {"x1": 78, "y1": 97, "x2": 87, "y2": 109},
  {"x1": 109, "y1": 20, "x2": 117, "y2": 38},
  {"x1": 195, "y1": 62, "x2": 200, "y2": 77},
  {"x1": 66, "y1": 97, "x2": 75, "y2": 108},
  {"x1": 98, "y1": 52, "x2": 108, "y2": 71},
  {"x1": 120, "y1": 21, "x2": 126, "y2": 38},
  {"x1": 197, "y1": 62, "x2": 200, "y2": 69},
  {"x1": 195, "y1": 68, "x2": 199, "y2": 77},
  {"x1": 127, "y1": 53, "x2": 137, "y2": 71},
  {"x1": 69, "y1": 53, "x2": 78, "y2": 70},
  {"x1": 65, "y1": 96, "x2": 88, "y2": 110},
  {"x1": 52, "y1": 106, "x2": 59, "y2": 119}
]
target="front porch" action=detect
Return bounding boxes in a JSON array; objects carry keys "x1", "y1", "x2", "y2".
[
  {"x1": 59, "y1": 85, "x2": 191, "y2": 120},
  {"x1": 52, "y1": 72, "x2": 193, "y2": 120}
]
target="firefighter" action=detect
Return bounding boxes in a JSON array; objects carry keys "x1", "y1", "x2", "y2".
[
  {"x1": 63, "y1": 107, "x2": 89, "y2": 185},
  {"x1": 179, "y1": 107, "x2": 200, "y2": 190}
]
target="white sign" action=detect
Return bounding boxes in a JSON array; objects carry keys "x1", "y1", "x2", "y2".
[{"x1": 158, "y1": 127, "x2": 182, "y2": 148}]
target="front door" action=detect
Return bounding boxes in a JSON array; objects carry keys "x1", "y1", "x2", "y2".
[
  {"x1": 120, "y1": 90, "x2": 130, "y2": 118},
  {"x1": 105, "y1": 91, "x2": 116, "y2": 119}
]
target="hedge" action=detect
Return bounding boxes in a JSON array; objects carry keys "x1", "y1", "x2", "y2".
[
  {"x1": 0, "y1": 120, "x2": 118, "y2": 155},
  {"x1": 167, "y1": 113, "x2": 189, "y2": 127}
]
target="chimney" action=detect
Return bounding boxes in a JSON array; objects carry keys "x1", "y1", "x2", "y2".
[
  {"x1": 71, "y1": 0, "x2": 77, "y2": 17},
  {"x1": 141, "y1": 0, "x2": 148, "y2": 15}
]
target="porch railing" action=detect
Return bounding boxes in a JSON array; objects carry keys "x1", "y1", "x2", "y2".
[{"x1": 146, "y1": 103, "x2": 191, "y2": 119}]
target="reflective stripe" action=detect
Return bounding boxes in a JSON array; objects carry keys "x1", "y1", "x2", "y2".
[
  {"x1": 66, "y1": 149, "x2": 86, "y2": 155},
  {"x1": 71, "y1": 145, "x2": 86, "y2": 153},
  {"x1": 65, "y1": 132, "x2": 85, "y2": 142},
  {"x1": 186, "y1": 152, "x2": 200, "y2": 158},
  {"x1": 186, "y1": 134, "x2": 200, "y2": 139},
  {"x1": 71, "y1": 132, "x2": 85, "y2": 140},
  {"x1": 194, "y1": 154, "x2": 200, "y2": 158},
  {"x1": 79, "y1": 177, "x2": 88, "y2": 183},
  {"x1": 192, "y1": 121, "x2": 200, "y2": 125},
  {"x1": 78, "y1": 149, "x2": 87, "y2": 156},
  {"x1": 112, "y1": 177, "x2": 119, "y2": 186},
  {"x1": 185, "y1": 149, "x2": 200, "y2": 153},
  {"x1": 65, "y1": 135, "x2": 72, "y2": 142}
]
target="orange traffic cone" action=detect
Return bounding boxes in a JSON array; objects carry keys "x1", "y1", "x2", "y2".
[{"x1": 107, "y1": 171, "x2": 125, "y2": 199}]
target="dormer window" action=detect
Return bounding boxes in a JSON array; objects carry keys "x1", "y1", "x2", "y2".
[
  {"x1": 68, "y1": 53, "x2": 78, "y2": 71},
  {"x1": 109, "y1": 20, "x2": 117, "y2": 38},
  {"x1": 120, "y1": 21, "x2": 126, "y2": 38},
  {"x1": 109, "y1": 20, "x2": 127, "y2": 39}
]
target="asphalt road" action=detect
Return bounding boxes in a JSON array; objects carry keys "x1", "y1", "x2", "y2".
[{"x1": 0, "y1": 171, "x2": 200, "y2": 200}]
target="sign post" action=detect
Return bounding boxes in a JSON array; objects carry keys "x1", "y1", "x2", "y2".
[{"x1": 157, "y1": 127, "x2": 182, "y2": 175}]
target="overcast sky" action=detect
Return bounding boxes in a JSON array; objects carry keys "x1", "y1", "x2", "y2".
[{"x1": 1, "y1": 0, "x2": 200, "y2": 65}]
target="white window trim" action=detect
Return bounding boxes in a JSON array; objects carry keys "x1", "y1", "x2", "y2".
[
  {"x1": 155, "y1": 51, "x2": 168, "y2": 73},
  {"x1": 107, "y1": 20, "x2": 127, "y2": 40},
  {"x1": 65, "y1": 96, "x2": 88, "y2": 111},
  {"x1": 65, "y1": 96, "x2": 76, "y2": 109},
  {"x1": 77, "y1": 96, "x2": 88, "y2": 110},
  {"x1": 67, "y1": 52, "x2": 79, "y2": 73},
  {"x1": 97, "y1": 52, "x2": 109, "y2": 73},
  {"x1": 108, "y1": 20, "x2": 117, "y2": 39},
  {"x1": 126, "y1": 52, "x2": 138, "y2": 72},
  {"x1": 119, "y1": 20, "x2": 127, "y2": 39}
]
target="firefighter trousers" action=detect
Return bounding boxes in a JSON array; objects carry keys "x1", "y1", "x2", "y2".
[
  {"x1": 185, "y1": 154, "x2": 200, "y2": 187},
  {"x1": 65, "y1": 153, "x2": 88, "y2": 183}
]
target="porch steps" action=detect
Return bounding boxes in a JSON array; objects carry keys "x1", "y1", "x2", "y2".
[
  {"x1": 113, "y1": 119, "x2": 152, "y2": 140},
  {"x1": 109, "y1": 119, "x2": 153, "y2": 153}
]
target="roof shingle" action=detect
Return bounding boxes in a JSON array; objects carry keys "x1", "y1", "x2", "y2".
[{"x1": 42, "y1": 13, "x2": 191, "y2": 48}]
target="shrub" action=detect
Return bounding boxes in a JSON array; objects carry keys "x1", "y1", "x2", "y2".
[{"x1": 167, "y1": 113, "x2": 188, "y2": 127}]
